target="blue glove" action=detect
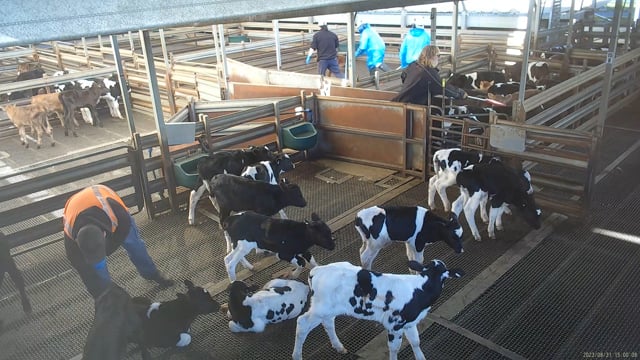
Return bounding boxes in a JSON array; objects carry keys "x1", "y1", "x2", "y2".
[
  {"x1": 354, "y1": 49, "x2": 363, "y2": 58},
  {"x1": 305, "y1": 55, "x2": 312, "y2": 64}
]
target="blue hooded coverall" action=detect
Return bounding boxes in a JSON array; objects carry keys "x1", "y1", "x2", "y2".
[
  {"x1": 354, "y1": 23, "x2": 387, "y2": 72},
  {"x1": 399, "y1": 27, "x2": 432, "y2": 68}
]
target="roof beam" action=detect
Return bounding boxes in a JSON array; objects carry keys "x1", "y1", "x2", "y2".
[{"x1": 0, "y1": 0, "x2": 451, "y2": 47}]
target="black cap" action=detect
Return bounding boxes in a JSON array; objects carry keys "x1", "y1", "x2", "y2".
[{"x1": 76, "y1": 224, "x2": 106, "y2": 264}]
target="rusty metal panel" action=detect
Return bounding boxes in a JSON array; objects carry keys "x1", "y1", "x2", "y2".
[
  {"x1": 318, "y1": 98, "x2": 405, "y2": 134},
  {"x1": 329, "y1": 87, "x2": 397, "y2": 101},
  {"x1": 317, "y1": 130, "x2": 404, "y2": 168},
  {"x1": 229, "y1": 82, "x2": 316, "y2": 99}
]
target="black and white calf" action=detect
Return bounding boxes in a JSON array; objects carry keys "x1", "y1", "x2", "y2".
[
  {"x1": 452, "y1": 159, "x2": 541, "y2": 241},
  {"x1": 241, "y1": 152, "x2": 295, "y2": 218},
  {"x1": 227, "y1": 278, "x2": 309, "y2": 333},
  {"x1": 208, "y1": 174, "x2": 308, "y2": 254},
  {"x1": 223, "y1": 211, "x2": 335, "y2": 282},
  {"x1": 292, "y1": 259, "x2": 464, "y2": 360},
  {"x1": 241, "y1": 153, "x2": 294, "y2": 185},
  {"x1": 53, "y1": 71, "x2": 126, "y2": 122},
  {"x1": 132, "y1": 280, "x2": 220, "y2": 348},
  {"x1": 187, "y1": 146, "x2": 276, "y2": 225},
  {"x1": 355, "y1": 206, "x2": 463, "y2": 271},
  {"x1": 428, "y1": 148, "x2": 490, "y2": 212},
  {"x1": 83, "y1": 283, "x2": 150, "y2": 360}
]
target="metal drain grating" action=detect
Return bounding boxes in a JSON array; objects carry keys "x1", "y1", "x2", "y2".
[
  {"x1": 375, "y1": 175, "x2": 407, "y2": 189},
  {"x1": 315, "y1": 168, "x2": 353, "y2": 184}
]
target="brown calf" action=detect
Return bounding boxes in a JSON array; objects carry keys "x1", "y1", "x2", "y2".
[{"x1": 2, "y1": 103, "x2": 55, "y2": 149}]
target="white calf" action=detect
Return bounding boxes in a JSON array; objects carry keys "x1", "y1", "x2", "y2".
[
  {"x1": 292, "y1": 260, "x2": 464, "y2": 360},
  {"x1": 227, "y1": 279, "x2": 309, "y2": 333}
]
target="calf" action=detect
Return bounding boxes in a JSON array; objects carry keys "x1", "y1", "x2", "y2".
[
  {"x1": 59, "y1": 82, "x2": 108, "y2": 136},
  {"x1": 449, "y1": 71, "x2": 506, "y2": 90},
  {"x1": 428, "y1": 148, "x2": 489, "y2": 212},
  {"x1": 208, "y1": 174, "x2": 307, "y2": 253},
  {"x1": 241, "y1": 153, "x2": 295, "y2": 218},
  {"x1": 223, "y1": 211, "x2": 334, "y2": 282},
  {"x1": 8, "y1": 68, "x2": 46, "y2": 100},
  {"x1": 452, "y1": 160, "x2": 541, "y2": 241},
  {"x1": 292, "y1": 259, "x2": 464, "y2": 360},
  {"x1": 187, "y1": 145, "x2": 276, "y2": 225},
  {"x1": 355, "y1": 206, "x2": 463, "y2": 271},
  {"x1": 0, "y1": 234, "x2": 32, "y2": 318},
  {"x1": 132, "y1": 279, "x2": 220, "y2": 348},
  {"x1": 30, "y1": 92, "x2": 74, "y2": 129},
  {"x1": 2, "y1": 103, "x2": 54, "y2": 148},
  {"x1": 503, "y1": 61, "x2": 550, "y2": 86},
  {"x1": 226, "y1": 278, "x2": 309, "y2": 332},
  {"x1": 82, "y1": 283, "x2": 150, "y2": 360}
]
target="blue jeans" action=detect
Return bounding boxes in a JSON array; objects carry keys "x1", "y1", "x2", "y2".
[
  {"x1": 66, "y1": 214, "x2": 160, "y2": 298},
  {"x1": 318, "y1": 58, "x2": 343, "y2": 78}
]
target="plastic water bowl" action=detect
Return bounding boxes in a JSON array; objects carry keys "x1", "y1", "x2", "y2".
[
  {"x1": 281, "y1": 122, "x2": 318, "y2": 151},
  {"x1": 172, "y1": 153, "x2": 208, "y2": 189}
]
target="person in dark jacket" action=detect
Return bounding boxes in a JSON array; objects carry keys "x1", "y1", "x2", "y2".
[
  {"x1": 392, "y1": 45, "x2": 467, "y2": 105},
  {"x1": 306, "y1": 22, "x2": 343, "y2": 78},
  {"x1": 63, "y1": 184, "x2": 173, "y2": 298}
]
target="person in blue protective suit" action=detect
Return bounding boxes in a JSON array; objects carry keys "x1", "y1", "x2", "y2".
[
  {"x1": 392, "y1": 45, "x2": 466, "y2": 105},
  {"x1": 399, "y1": 17, "x2": 431, "y2": 68},
  {"x1": 354, "y1": 22, "x2": 390, "y2": 75},
  {"x1": 306, "y1": 22, "x2": 343, "y2": 78},
  {"x1": 63, "y1": 184, "x2": 174, "y2": 298}
]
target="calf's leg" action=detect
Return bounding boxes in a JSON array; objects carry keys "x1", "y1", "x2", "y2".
[
  {"x1": 5, "y1": 261, "x2": 32, "y2": 313},
  {"x1": 427, "y1": 175, "x2": 438, "y2": 210},
  {"x1": 322, "y1": 317, "x2": 347, "y2": 354},
  {"x1": 223, "y1": 241, "x2": 254, "y2": 282},
  {"x1": 488, "y1": 206, "x2": 501, "y2": 239},
  {"x1": 462, "y1": 193, "x2": 483, "y2": 241},
  {"x1": 359, "y1": 241, "x2": 384, "y2": 270},
  {"x1": 386, "y1": 329, "x2": 404, "y2": 360},
  {"x1": 188, "y1": 184, "x2": 207, "y2": 225},
  {"x1": 435, "y1": 173, "x2": 457, "y2": 212},
  {"x1": 292, "y1": 313, "x2": 324, "y2": 360},
  {"x1": 404, "y1": 326, "x2": 426, "y2": 360}
]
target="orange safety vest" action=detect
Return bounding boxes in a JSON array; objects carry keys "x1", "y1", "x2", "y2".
[{"x1": 63, "y1": 185, "x2": 128, "y2": 238}]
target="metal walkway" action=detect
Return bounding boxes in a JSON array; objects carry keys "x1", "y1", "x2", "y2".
[{"x1": 1, "y1": 106, "x2": 640, "y2": 359}]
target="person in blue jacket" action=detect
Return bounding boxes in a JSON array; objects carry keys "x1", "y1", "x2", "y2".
[
  {"x1": 354, "y1": 22, "x2": 390, "y2": 75},
  {"x1": 399, "y1": 17, "x2": 431, "y2": 68}
]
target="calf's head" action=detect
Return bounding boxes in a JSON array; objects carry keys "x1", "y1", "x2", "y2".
[
  {"x1": 275, "y1": 153, "x2": 295, "y2": 173},
  {"x1": 439, "y1": 213, "x2": 464, "y2": 254},
  {"x1": 279, "y1": 179, "x2": 307, "y2": 208},
  {"x1": 513, "y1": 192, "x2": 542, "y2": 230},
  {"x1": 408, "y1": 259, "x2": 464, "y2": 280},
  {"x1": 182, "y1": 279, "x2": 220, "y2": 315},
  {"x1": 306, "y1": 212, "x2": 336, "y2": 250},
  {"x1": 247, "y1": 145, "x2": 276, "y2": 162}
]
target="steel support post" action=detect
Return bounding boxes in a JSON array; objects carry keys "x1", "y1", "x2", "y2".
[{"x1": 140, "y1": 29, "x2": 179, "y2": 212}]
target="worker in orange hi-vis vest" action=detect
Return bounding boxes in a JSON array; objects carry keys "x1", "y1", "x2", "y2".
[{"x1": 63, "y1": 184, "x2": 174, "y2": 298}]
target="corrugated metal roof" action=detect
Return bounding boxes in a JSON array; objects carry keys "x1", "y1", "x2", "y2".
[{"x1": 0, "y1": 0, "x2": 450, "y2": 47}]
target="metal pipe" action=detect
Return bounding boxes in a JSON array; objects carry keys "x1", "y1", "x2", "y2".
[
  {"x1": 273, "y1": 20, "x2": 282, "y2": 70},
  {"x1": 140, "y1": 29, "x2": 179, "y2": 211},
  {"x1": 218, "y1": 24, "x2": 230, "y2": 99},
  {"x1": 347, "y1": 12, "x2": 356, "y2": 87},
  {"x1": 518, "y1": 0, "x2": 538, "y2": 116},
  {"x1": 451, "y1": 0, "x2": 460, "y2": 74},
  {"x1": 596, "y1": 0, "x2": 623, "y2": 138},
  {"x1": 110, "y1": 34, "x2": 136, "y2": 135}
]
